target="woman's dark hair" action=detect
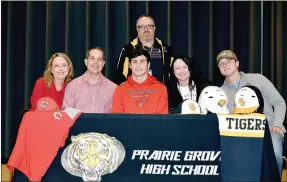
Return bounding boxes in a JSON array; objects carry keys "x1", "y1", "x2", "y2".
[
  {"x1": 169, "y1": 56, "x2": 206, "y2": 90},
  {"x1": 244, "y1": 84, "x2": 264, "y2": 114},
  {"x1": 130, "y1": 45, "x2": 151, "y2": 63}
]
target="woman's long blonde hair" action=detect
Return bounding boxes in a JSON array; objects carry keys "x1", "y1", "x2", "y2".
[{"x1": 43, "y1": 53, "x2": 74, "y2": 88}]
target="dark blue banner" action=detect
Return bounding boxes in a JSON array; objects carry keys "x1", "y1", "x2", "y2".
[
  {"x1": 12, "y1": 113, "x2": 279, "y2": 182},
  {"x1": 13, "y1": 114, "x2": 221, "y2": 182}
]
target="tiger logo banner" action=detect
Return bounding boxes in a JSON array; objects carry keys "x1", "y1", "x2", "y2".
[{"x1": 61, "y1": 132, "x2": 125, "y2": 181}]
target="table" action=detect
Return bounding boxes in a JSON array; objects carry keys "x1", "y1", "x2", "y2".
[{"x1": 11, "y1": 113, "x2": 280, "y2": 182}]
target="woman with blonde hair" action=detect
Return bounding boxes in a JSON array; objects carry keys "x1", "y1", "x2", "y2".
[{"x1": 30, "y1": 53, "x2": 74, "y2": 110}]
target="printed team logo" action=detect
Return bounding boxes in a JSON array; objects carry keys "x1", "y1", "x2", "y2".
[
  {"x1": 218, "y1": 99, "x2": 226, "y2": 107},
  {"x1": 36, "y1": 97, "x2": 59, "y2": 111},
  {"x1": 220, "y1": 52, "x2": 227, "y2": 57},
  {"x1": 238, "y1": 97, "x2": 246, "y2": 106},
  {"x1": 189, "y1": 103, "x2": 196, "y2": 111},
  {"x1": 61, "y1": 132, "x2": 126, "y2": 181},
  {"x1": 177, "y1": 99, "x2": 201, "y2": 114}
]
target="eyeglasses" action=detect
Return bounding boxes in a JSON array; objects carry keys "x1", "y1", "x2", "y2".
[{"x1": 137, "y1": 24, "x2": 155, "y2": 30}]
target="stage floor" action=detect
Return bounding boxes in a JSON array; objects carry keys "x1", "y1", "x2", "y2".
[{"x1": 1, "y1": 164, "x2": 287, "y2": 181}]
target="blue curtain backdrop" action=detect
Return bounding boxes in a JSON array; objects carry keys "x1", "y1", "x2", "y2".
[{"x1": 1, "y1": 1, "x2": 287, "y2": 159}]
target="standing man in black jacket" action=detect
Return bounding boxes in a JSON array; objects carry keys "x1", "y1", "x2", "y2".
[{"x1": 115, "y1": 15, "x2": 173, "y2": 85}]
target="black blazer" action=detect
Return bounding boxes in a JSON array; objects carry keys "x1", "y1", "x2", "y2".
[{"x1": 166, "y1": 79, "x2": 212, "y2": 114}]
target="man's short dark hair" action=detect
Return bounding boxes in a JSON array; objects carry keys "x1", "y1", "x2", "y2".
[
  {"x1": 136, "y1": 15, "x2": 155, "y2": 27},
  {"x1": 86, "y1": 46, "x2": 106, "y2": 61},
  {"x1": 130, "y1": 45, "x2": 151, "y2": 63}
]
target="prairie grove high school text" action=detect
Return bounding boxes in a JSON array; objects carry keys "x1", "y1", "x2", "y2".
[{"x1": 131, "y1": 150, "x2": 221, "y2": 175}]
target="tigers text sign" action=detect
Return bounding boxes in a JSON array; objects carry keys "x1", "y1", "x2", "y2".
[{"x1": 217, "y1": 113, "x2": 266, "y2": 138}]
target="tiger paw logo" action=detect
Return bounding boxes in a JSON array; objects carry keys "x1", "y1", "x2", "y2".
[{"x1": 61, "y1": 133, "x2": 125, "y2": 181}]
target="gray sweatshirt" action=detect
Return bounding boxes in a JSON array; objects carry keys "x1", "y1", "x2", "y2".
[{"x1": 221, "y1": 72, "x2": 286, "y2": 133}]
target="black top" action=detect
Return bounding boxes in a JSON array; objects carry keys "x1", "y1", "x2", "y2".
[
  {"x1": 114, "y1": 37, "x2": 173, "y2": 85},
  {"x1": 143, "y1": 44, "x2": 163, "y2": 82},
  {"x1": 166, "y1": 78, "x2": 213, "y2": 114}
]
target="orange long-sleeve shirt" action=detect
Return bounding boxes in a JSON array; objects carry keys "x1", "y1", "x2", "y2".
[{"x1": 112, "y1": 74, "x2": 168, "y2": 114}]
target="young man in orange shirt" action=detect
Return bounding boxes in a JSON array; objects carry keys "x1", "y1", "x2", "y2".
[{"x1": 112, "y1": 46, "x2": 168, "y2": 114}]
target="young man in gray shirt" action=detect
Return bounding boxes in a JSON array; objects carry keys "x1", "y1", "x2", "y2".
[{"x1": 216, "y1": 50, "x2": 286, "y2": 177}]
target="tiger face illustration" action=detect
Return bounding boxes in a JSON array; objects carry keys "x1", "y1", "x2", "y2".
[{"x1": 61, "y1": 133, "x2": 125, "y2": 181}]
